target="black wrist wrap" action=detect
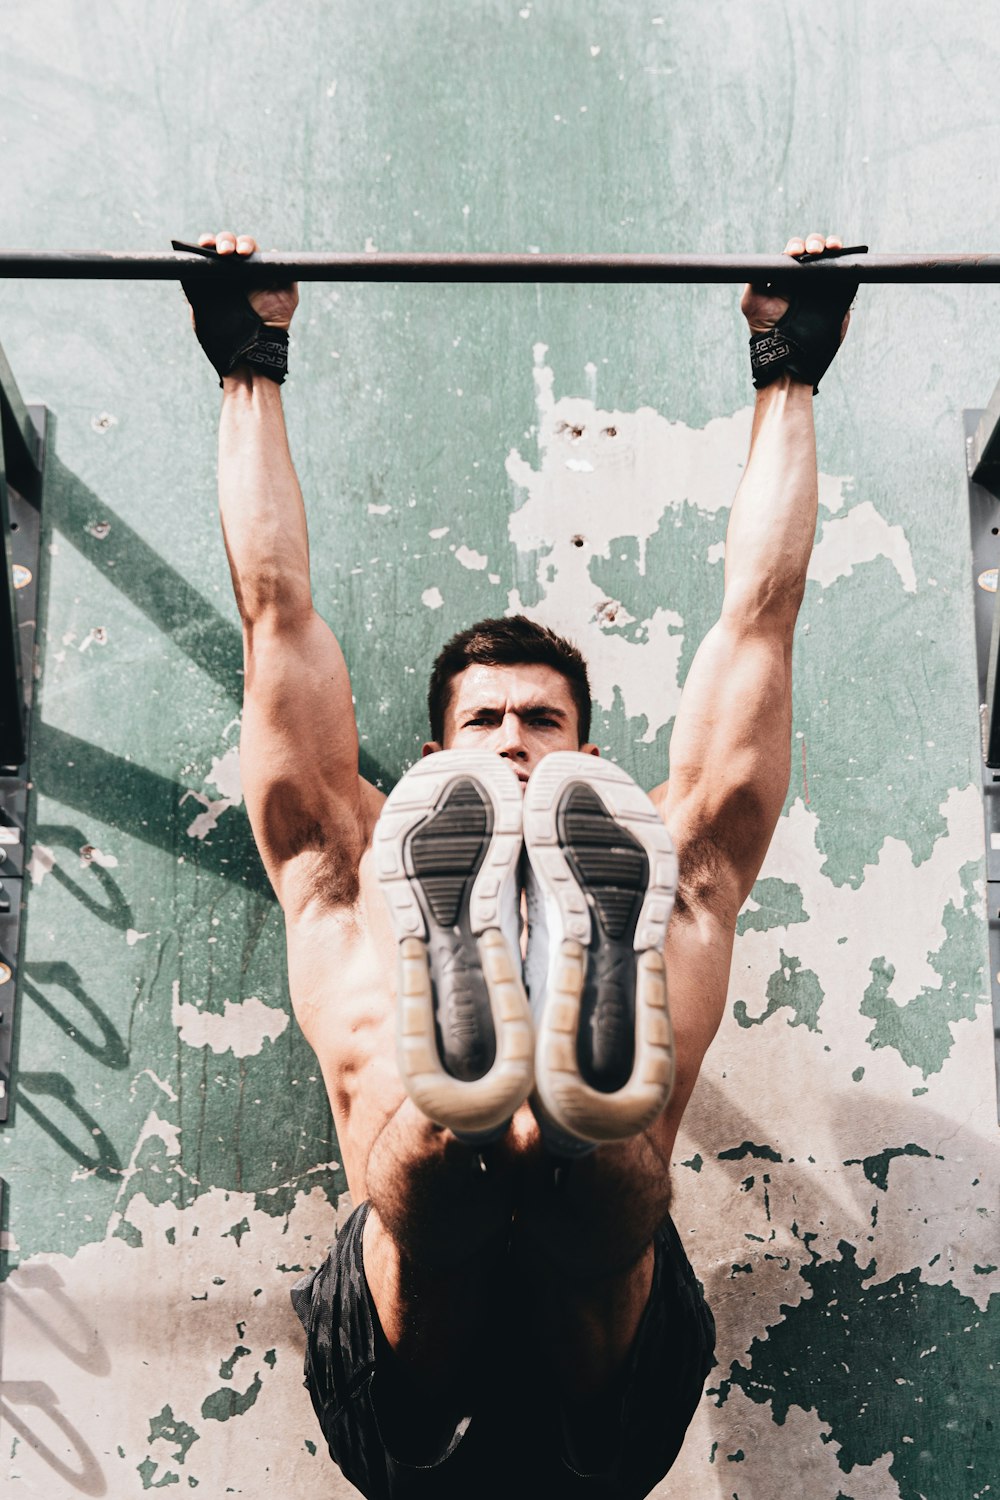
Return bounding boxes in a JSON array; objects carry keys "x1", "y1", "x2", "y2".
[
  {"x1": 172, "y1": 240, "x2": 289, "y2": 386},
  {"x1": 749, "y1": 275, "x2": 859, "y2": 394}
]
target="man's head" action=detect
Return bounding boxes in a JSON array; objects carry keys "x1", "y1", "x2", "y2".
[{"x1": 424, "y1": 615, "x2": 596, "y2": 779}]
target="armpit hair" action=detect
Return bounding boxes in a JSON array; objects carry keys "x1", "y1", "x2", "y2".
[
  {"x1": 303, "y1": 836, "x2": 362, "y2": 910},
  {"x1": 673, "y1": 780, "x2": 772, "y2": 922},
  {"x1": 674, "y1": 828, "x2": 733, "y2": 923}
]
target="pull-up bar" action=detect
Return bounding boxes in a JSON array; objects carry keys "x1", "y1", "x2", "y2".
[{"x1": 0, "y1": 249, "x2": 999, "y2": 283}]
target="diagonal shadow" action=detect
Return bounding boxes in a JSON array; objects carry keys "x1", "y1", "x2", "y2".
[
  {"x1": 32, "y1": 725, "x2": 274, "y2": 896},
  {"x1": 42, "y1": 452, "x2": 390, "y2": 785},
  {"x1": 48, "y1": 451, "x2": 245, "y2": 695},
  {"x1": 5, "y1": 1263, "x2": 111, "y2": 1374},
  {"x1": 32, "y1": 825, "x2": 133, "y2": 929},
  {"x1": 0, "y1": 1383, "x2": 107, "y2": 1495}
]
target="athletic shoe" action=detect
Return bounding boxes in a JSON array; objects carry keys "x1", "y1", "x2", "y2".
[
  {"x1": 374, "y1": 751, "x2": 534, "y2": 1139},
  {"x1": 522, "y1": 752, "x2": 677, "y2": 1147}
]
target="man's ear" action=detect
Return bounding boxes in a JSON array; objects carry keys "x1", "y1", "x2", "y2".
[
  {"x1": 579, "y1": 742, "x2": 601, "y2": 757},
  {"x1": 421, "y1": 741, "x2": 442, "y2": 758}
]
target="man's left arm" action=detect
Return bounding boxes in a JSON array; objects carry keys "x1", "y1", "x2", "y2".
[{"x1": 652, "y1": 232, "x2": 852, "y2": 927}]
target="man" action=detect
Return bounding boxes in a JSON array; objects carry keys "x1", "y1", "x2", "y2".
[{"x1": 181, "y1": 229, "x2": 855, "y2": 1499}]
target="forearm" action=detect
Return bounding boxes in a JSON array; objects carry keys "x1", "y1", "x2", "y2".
[
  {"x1": 218, "y1": 370, "x2": 313, "y2": 624},
  {"x1": 721, "y1": 375, "x2": 817, "y2": 626}
]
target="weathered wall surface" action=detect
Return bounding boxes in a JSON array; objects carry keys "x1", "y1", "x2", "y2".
[{"x1": 1, "y1": 3, "x2": 998, "y2": 1496}]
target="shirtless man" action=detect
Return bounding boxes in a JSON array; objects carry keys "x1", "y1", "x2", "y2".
[{"x1": 181, "y1": 230, "x2": 855, "y2": 1499}]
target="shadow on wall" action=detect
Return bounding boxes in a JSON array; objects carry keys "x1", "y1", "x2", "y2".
[
  {"x1": 0, "y1": 1261, "x2": 110, "y2": 1492},
  {"x1": 30, "y1": 452, "x2": 390, "y2": 894}
]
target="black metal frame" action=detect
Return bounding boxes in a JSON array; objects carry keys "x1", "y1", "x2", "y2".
[
  {"x1": 966, "y1": 387, "x2": 1000, "y2": 1120},
  {"x1": 0, "y1": 339, "x2": 44, "y2": 1123},
  {"x1": 0, "y1": 248, "x2": 999, "y2": 283}
]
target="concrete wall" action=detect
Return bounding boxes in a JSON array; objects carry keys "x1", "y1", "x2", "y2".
[{"x1": 1, "y1": 3, "x2": 998, "y2": 1496}]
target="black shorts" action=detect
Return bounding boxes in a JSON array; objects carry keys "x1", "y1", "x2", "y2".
[{"x1": 292, "y1": 1200, "x2": 715, "y2": 1500}]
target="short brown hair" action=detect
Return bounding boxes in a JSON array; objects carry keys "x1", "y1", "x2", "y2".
[{"x1": 428, "y1": 615, "x2": 592, "y2": 745}]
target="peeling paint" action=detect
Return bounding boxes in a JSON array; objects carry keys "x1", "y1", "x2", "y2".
[
  {"x1": 844, "y1": 1144, "x2": 935, "y2": 1191},
  {"x1": 809, "y1": 501, "x2": 917, "y2": 594},
  {"x1": 735, "y1": 787, "x2": 983, "y2": 1072},
  {"x1": 171, "y1": 984, "x2": 290, "y2": 1058},
  {"x1": 79, "y1": 844, "x2": 119, "y2": 869},
  {"x1": 0, "y1": 1188, "x2": 337, "y2": 1495},
  {"x1": 504, "y1": 348, "x2": 912, "y2": 740},
  {"x1": 714, "y1": 1242, "x2": 998, "y2": 1499},
  {"x1": 129, "y1": 1070, "x2": 179, "y2": 1104},
  {"x1": 179, "y1": 790, "x2": 236, "y2": 840},
  {"x1": 205, "y1": 745, "x2": 243, "y2": 804},
  {"x1": 454, "y1": 545, "x2": 488, "y2": 570},
  {"x1": 27, "y1": 843, "x2": 56, "y2": 886},
  {"x1": 78, "y1": 626, "x2": 108, "y2": 652}
]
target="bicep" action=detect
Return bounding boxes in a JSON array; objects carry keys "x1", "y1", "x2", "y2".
[
  {"x1": 655, "y1": 615, "x2": 794, "y2": 916},
  {"x1": 239, "y1": 609, "x2": 374, "y2": 912}
]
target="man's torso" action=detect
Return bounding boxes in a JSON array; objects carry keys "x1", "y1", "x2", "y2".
[{"x1": 285, "y1": 782, "x2": 736, "y2": 1202}]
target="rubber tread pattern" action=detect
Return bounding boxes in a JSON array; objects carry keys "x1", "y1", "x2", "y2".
[
  {"x1": 407, "y1": 780, "x2": 492, "y2": 928},
  {"x1": 557, "y1": 787, "x2": 648, "y2": 941},
  {"x1": 556, "y1": 783, "x2": 649, "y2": 1093},
  {"x1": 404, "y1": 778, "x2": 496, "y2": 1082}
]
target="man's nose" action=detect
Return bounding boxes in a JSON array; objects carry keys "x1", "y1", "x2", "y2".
[{"x1": 495, "y1": 714, "x2": 527, "y2": 758}]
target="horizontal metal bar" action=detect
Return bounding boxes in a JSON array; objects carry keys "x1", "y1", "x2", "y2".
[{"x1": 1, "y1": 250, "x2": 1000, "y2": 283}]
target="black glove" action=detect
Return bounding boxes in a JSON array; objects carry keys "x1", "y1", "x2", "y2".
[
  {"x1": 173, "y1": 240, "x2": 289, "y2": 385},
  {"x1": 749, "y1": 245, "x2": 866, "y2": 394}
]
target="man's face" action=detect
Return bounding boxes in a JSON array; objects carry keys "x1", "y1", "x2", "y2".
[{"x1": 425, "y1": 662, "x2": 596, "y2": 784}]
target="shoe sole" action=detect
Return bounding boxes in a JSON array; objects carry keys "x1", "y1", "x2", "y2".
[
  {"x1": 374, "y1": 751, "x2": 534, "y2": 1136},
  {"x1": 523, "y1": 752, "x2": 677, "y2": 1144}
]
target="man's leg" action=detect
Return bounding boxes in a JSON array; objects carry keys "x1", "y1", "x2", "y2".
[
  {"x1": 361, "y1": 1099, "x2": 705, "y2": 1489},
  {"x1": 364, "y1": 1102, "x2": 668, "y2": 1368},
  {"x1": 363, "y1": 1099, "x2": 519, "y2": 1375},
  {"x1": 363, "y1": 1110, "x2": 669, "y2": 1447},
  {"x1": 511, "y1": 1123, "x2": 676, "y2": 1469},
  {"x1": 359, "y1": 1096, "x2": 531, "y2": 1470}
]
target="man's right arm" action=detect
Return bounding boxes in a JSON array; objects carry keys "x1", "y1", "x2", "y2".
[{"x1": 199, "y1": 232, "x2": 378, "y2": 918}]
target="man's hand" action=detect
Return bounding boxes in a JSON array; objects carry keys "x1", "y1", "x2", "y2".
[
  {"x1": 741, "y1": 231, "x2": 857, "y2": 393},
  {"x1": 196, "y1": 231, "x2": 299, "y2": 329},
  {"x1": 741, "y1": 232, "x2": 847, "y2": 337},
  {"x1": 179, "y1": 229, "x2": 298, "y2": 385}
]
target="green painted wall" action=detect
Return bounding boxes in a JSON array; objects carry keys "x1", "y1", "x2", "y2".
[{"x1": 1, "y1": 3, "x2": 998, "y2": 1496}]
